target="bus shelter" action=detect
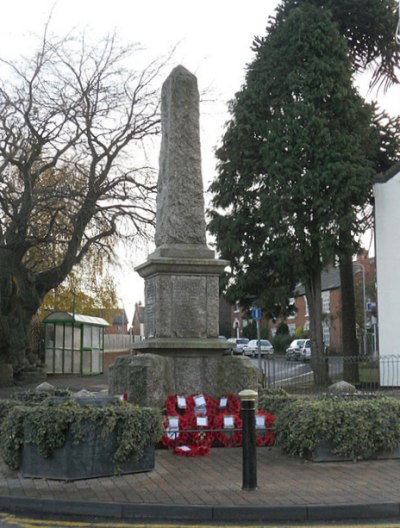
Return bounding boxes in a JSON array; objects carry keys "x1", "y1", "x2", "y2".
[{"x1": 43, "y1": 312, "x2": 110, "y2": 375}]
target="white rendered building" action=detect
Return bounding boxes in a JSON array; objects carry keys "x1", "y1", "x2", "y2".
[{"x1": 374, "y1": 162, "x2": 400, "y2": 386}]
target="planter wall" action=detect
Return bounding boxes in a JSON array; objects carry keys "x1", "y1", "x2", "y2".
[
  {"x1": 21, "y1": 424, "x2": 154, "y2": 480},
  {"x1": 308, "y1": 441, "x2": 400, "y2": 462}
]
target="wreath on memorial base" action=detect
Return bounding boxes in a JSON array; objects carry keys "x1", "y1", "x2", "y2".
[
  {"x1": 213, "y1": 413, "x2": 242, "y2": 448},
  {"x1": 187, "y1": 414, "x2": 214, "y2": 448},
  {"x1": 216, "y1": 394, "x2": 240, "y2": 415},
  {"x1": 188, "y1": 394, "x2": 217, "y2": 416},
  {"x1": 255, "y1": 411, "x2": 276, "y2": 447},
  {"x1": 164, "y1": 395, "x2": 193, "y2": 417},
  {"x1": 162, "y1": 393, "x2": 276, "y2": 456},
  {"x1": 161, "y1": 415, "x2": 190, "y2": 449}
]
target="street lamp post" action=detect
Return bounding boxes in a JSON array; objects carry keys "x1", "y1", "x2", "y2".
[{"x1": 354, "y1": 262, "x2": 367, "y2": 355}]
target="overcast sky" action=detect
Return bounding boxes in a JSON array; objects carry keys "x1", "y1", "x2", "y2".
[{"x1": 2, "y1": 1, "x2": 399, "y2": 323}]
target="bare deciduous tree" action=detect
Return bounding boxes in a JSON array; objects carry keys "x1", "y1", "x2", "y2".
[{"x1": 0, "y1": 30, "x2": 163, "y2": 380}]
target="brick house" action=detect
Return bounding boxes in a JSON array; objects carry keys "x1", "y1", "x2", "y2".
[
  {"x1": 218, "y1": 296, "x2": 250, "y2": 339},
  {"x1": 273, "y1": 266, "x2": 343, "y2": 353},
  {"x1": 227, "y1": 250, "x2": 375, "y2": 354},
  {"x1": 269, "y1": 250, "x2": 375, "y2": 354},
  {"x1": 104, "y1": 308, "x2": 128, "y2": 335},
  {"x1": 131, "y1": 302, "x2": 145, "y2": 340}
]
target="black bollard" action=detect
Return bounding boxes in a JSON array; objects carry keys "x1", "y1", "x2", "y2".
[{"x1": 239, "y1": 389, "x2": 258, "y2": 491}]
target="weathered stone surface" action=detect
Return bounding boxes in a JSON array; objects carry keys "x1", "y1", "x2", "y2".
[
  {"x1": 73, "y1": 389, "x2": 94, "y2": 398},
  {"x1": 109, "y1": 354, "x2": 174, "y2": 408},
  {"x1": 109, "y1": 354, "x2": 259, "y2": 408},
  {"x1": 131, "y1": 66, "x2": 230, "y2": 398},
  {"x1": 140, "y1": 272, "x2": 221, "y2": 340},
  {"x1": 155, "y1": 65, "x2": 206, "y2": 249},
  {"x1": 327, "y1": 380, "x2": 357, "y2": 394},
  {"x1": 108, "y1": 356, "x2": 133, "y2": 396},
  {"x1": 35, "y1": 382, "x2": 55, "y2": 392},
  {"x1": 134, "y1": 65, "x2": 228, "y2": 349}
]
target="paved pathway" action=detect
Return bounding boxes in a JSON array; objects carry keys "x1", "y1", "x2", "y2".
[{"x1": 1, "y1": 447, "x2": 400, "y2": 507}]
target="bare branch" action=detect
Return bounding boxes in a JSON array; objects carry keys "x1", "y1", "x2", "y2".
[{"x1": 0, "y1": 29, "x2": 168, "y2": 305}]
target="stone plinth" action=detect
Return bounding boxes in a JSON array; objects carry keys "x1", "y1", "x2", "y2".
[
  {"x1": 135, "y1": 255, "x2": 228, "y2": 350},
  {"x1": 109, "y1": 354, "x2": 259, "y2": 408}
]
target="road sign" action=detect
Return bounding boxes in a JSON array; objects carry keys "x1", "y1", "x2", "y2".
[{"x1": 252, "y1": 307, "x2": 262, "y2": 320}]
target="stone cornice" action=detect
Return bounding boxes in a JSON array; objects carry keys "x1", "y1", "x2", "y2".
[{"x1": 135, "y1": 257, "x2": 229, "y2": 278}]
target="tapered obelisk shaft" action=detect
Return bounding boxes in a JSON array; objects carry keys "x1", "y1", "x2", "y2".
[
  {"x1": 155, "y1": 65, "x2": 207, "y2": 249},
  {"x1": 135, "y1": 65, "x2": 228, "y2": 342}
]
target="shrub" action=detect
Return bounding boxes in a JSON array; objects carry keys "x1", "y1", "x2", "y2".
[
  {"x1": 276, "y1": 397, "x2": 400, "y2": 460},
  {"x1": 276, "y1": 323, "x2": 289, "y2": 335},
  {"x1": 272, "y1": 333, "x2": 292, "y2": 354},
  {"x1": 0, "y1": 398, "x2": 163, "y2": 470},
  {"x1": 10, "y1": 389, "x2": 71, "y2": 403},
  {"x1": 258, "y1": 388, "x2": 298, "y2": 415},
  {"x1": 294, "y1": 326, "x2": 310, "y2": 339}
]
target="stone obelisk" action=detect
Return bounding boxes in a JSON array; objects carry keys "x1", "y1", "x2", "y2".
[
  {"x1": 135, "y1": 65, "x2": 228, "y2": 353},
  {"x1": 109, "y1": 66, "x2": 257, "y2": 407},
  {"x1": 155, "y1": 64, "x2": 209, "y2": 255}
]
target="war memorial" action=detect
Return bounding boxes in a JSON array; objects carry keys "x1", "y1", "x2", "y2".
[{"x1": 109, "y1": 66, "x2": 258, "y2": 407}]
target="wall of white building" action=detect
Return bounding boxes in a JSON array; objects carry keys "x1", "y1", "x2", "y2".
[{"x1": 374, "y1": 167, "x2": 400, "y2": 386}]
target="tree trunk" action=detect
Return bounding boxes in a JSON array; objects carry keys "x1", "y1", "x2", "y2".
[
  {"x1": 0, "y1": 265, "x2": 43, "y2": 381},
  {"x1": 339, "y1": 253, "x2": 359, "y2": 383},
  {"x1": 306, "y1": 271, "x2": 330, "y2": 387}
]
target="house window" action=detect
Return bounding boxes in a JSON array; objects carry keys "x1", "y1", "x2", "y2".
[
  {"x1": 234, "y1": 301, "x2": 240, "y2": 313},
  {"x1": 288, "y1": 324, "x2": 296, "y2": 336},
  {"x1": 271, "y1": 328, "x2": 277, "y2": 337},
  {"x1": 322, "y1": 322, "x2": 330, "y2": 347},
  {"x1": 322, "y1": 291, "x2": 330, "y2": 313},
  {"x1": 288, "y1": 298, "x2": 295, "y2": 319}
]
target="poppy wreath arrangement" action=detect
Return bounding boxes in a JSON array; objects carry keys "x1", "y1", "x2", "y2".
[
  {"x1": 255, "y1": 411, "x2": 277, "y2": 446},
  {"x1": 161, "y1": 414, "x2": 191, "y2": 449},
  {"x1": 161, "y1": 393, "x2": 276, "y2": 457},
  {"x1": 216, "y1": 394, "x2": 240, "y2": 415},
  {"x1": 213, "y1": 413, "x2": 242, "y2": 448},
  {"x1": 164, "y1": 395, "x2": 194, "y2": 416}
]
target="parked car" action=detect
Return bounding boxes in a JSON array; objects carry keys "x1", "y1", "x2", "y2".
[
  {"x1": 298, "y1": 339, "x2": 311, "y2": 362},
  {"x1": 243, "y1": 339, "x2": 274, "y2": 357},
  {"x1": 286, "y1": 339, "x2": 306, "y2": 361},
  {"x1": 226, "y1": 337, "x2": 249, "y2": 355}
]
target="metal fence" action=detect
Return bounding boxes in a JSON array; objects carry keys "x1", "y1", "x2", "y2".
[{"x1": 259, "y1": 354, "x2": 400, "y2": 394}]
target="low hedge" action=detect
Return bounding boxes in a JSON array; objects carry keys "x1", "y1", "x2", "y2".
[
  {"x1": 276, "y1": 397, "x2": 400, "y2": 460},
  {"x1": 258, "y1": 388, "x2": 298, "y2": 415},
  {"x1": 0, "y1": 397, "x2": 163, "y2": 470}
]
